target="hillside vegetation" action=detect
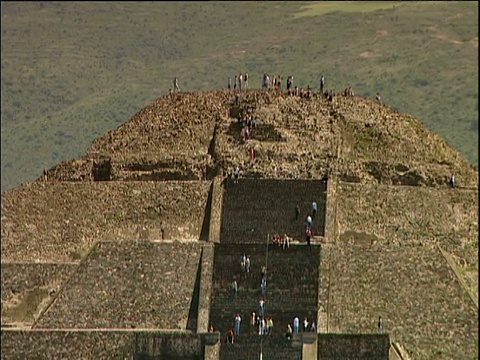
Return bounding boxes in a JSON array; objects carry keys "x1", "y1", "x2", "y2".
[{"x1": 1, "y1": 1, "x2": 478, "y2": 192}]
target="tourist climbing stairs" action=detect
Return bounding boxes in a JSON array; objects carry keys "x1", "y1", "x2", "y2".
[
  {"x1": 209, "y1": 243, "x2": 320, "y2": 360},
  {"x1": 209, "y1": 178, "x2": 325, "y2": 359},
  {"x1": 220, "y1": 178, "x2": 327, "y2": 244}
]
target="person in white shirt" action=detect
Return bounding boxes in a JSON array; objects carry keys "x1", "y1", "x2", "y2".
[
  {"x1": 173, "y1": 77, "x2": 180, "y2": 92},
  {"x1": 250, "y1": 311, "x2": 256, "y2": 328},
  {"x1": 234, "y1": 165, "x2": 240, "y2": 184},
  {"x1": 306, "y1": 215, "x2": 312, "y2": 231},
  {"x1": 240, "y1": 253, "x2": 246, "y2": 270},
  {"x1": 293, "y1": 316, "x2": 299, "y2": 334},
  {"x1": 283, "y1": 233, "x2": 290, "y2": 249},
  {"x1": 234, "y1": 313, "x2": 242, "y2": 335}
]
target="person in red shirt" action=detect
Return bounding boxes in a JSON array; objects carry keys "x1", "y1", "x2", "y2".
[{"x1": 227, "y1": 328, "x2": 234, "y2": 344}]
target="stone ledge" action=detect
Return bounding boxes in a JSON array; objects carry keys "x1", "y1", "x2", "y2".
[{"x1": 202, "y1": 331, "x2": 221, "y2": 345}]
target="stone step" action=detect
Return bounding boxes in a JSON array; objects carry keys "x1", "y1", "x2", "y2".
[
  {"x1": 213, "y1": 275, "x2": 319, "y2": 286},
  {"x1": 210, "y1": 314, "x2": 318, "y2": 328},
  {"x1": 219, "y1": 333, "x2": 303, "y2": 360},
  {"x1": 213, "y1": 243, "x2": 322, "y2": 256},
  {"x1": 221, "y1": 178, "x2": 327, "y2": 191},
  {"x1": 220, "y1": 179, "x2": 328, "y2": 244},
  {"x1": 220, "y1": 332, "x2": 302, "y2": 345},
  {"x1": 210, "y1": 310, "x2": 319, "y2": 334},
  {"x1": 211, "y1": 286, "x2": 319, "y2": 300},
  {"x1": 211, "y1": 294, "x2": 318, "y2": 304},
  {"x1": 211, "y1": 307, "x2": 318, "y2": 317},
  {"x1": 212, "y1": 287, "x2": 319, "y2": 300}
]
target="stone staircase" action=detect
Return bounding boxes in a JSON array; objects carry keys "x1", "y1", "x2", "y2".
[
  {"x1": 220, "y1": 332, "x2": 303, "y2": 360},
  {"x1": 210, "y1": 179, "x2": 325, "y2": 359},
  {"x1": 210, "y1": 243, "x2": 320, "y2": 360},
  {"x1": 220, "y1": 178, "x2": 327, "y2": 244}
]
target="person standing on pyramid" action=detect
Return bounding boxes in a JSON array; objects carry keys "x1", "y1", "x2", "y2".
[{"x1": 173, "y1": 77, "x2": 180, "y2": 93}]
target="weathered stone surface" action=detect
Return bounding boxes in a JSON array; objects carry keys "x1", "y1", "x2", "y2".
[
  {"x1": 1, "y1": 181, "x2": 210, "y2": 263},
  {"x1": 2, "y1": 330, "x2": 206, "y2": 359},
  {"x1": 34, "y1": 240, "x2": 203, "y2": 330},
  {"x1": 1, "y1": 329, "x2": 134, "y2": 359},
  {"x1": 335, "y1": 183, "x2": 478, "y2": 265},
  {"x1": 325, "y1": 244, "x2": 478, "y2": 360},
  {"x1": 220, "y1": 178, "x2": 327, "y2": 243},
  {"x1": 33, "y1": 90, "x2": 477, "y2": 186},
  {"x1": 1, "y1": 263, "x2": 77, "y2": 327},
  {"x1": 317, "y1": 334, "x2": 389, "y2": 360}
]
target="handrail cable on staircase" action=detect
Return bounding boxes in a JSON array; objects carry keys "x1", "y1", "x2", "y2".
[{"x1": 260, "y1": 232, "x2": 269, "y2": 360}]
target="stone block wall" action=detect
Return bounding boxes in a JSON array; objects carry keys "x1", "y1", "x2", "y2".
[
  {"x1": 220, "y1": 333, "x2": 302, "y2": 360},
  {"x1": 34, "y1": 241, "x2": 203, "y2": 329},
  {"x1": 208, "y1": 177, "x2": 224, "y2": 243},
  {"x1": 1, "y1": 329, "x2": 135, "y2": 359},
  {"x1": 135, "y1": 332, "x2": 203, "y2": 359},
  {"x1": 1, "y1": 330, "x2": 213, "y2": 359},
  {"x1": 197, "y1": 244, "x2": 214, "y2": 333},
  {"x1": 317, "y1": 333, "x2": 390, "y2": 360}
]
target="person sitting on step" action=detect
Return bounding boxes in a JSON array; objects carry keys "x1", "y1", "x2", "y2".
[
  {"x1": 285, "y1": 324, "x2": 293, "y2": 340},
  {"x1": 227, "y1": 328, "x2": 234, "y2": 344},
  {"x1": 282, "y1": 233, "x2": 291, "y2": 249}
]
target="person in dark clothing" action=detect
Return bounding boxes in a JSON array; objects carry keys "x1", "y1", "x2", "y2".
[
  {"x1": 322, "y1": 173, "x2": 329, "y2": 183},
  {"x1": 227, "y1": 328, "x2": 234, "y2": 344},
  {"x1": 285, "y1": 324, "x2": 293, "y2": 340},
  {"x1": 295, "y1": 205, "x2": 300, "y2": 220},
  {"x1": 328, "y1": 90, "x2": 333, "y2": 102},
  {"x1": 305, "y1": 227, "x2": 312, "y2": 245},
  {"x1": 449, "y1": 174, "x2": 455, "y2": 188}
]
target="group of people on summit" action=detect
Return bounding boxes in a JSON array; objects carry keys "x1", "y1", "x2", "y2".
[
  {"x1": 170, "y1": 73, "x2": 387, "y2": 105},
  {"x1": 228, "y1": 73, "x2": 249, "y2": 90}
]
